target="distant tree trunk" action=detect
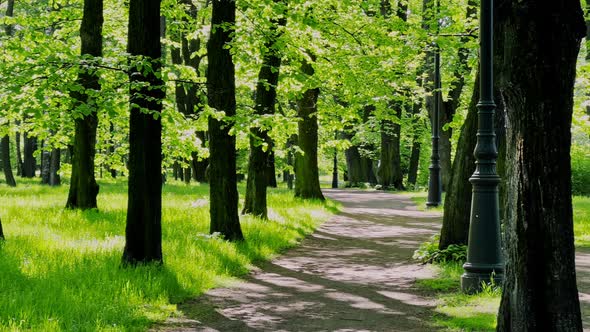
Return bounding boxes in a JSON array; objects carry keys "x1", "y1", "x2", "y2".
[
  {"x1": 407, "y1": 102, "x2": 423, "y2": 186},
  {"x1": 266, "y1": 150, "x2": 277, "y2": 188},
  {"x1": 0, "y1": 216, "x2": 4, "y2": 240},
  {"x1": 22, "y1": 135, "x2": 36, "y2": 178},
  {"x1": 49, "y1": 148, "x2": 61, "y2": 186},
  {"x1": 108, "y1": 123, "x2": 117, "y2": 178},
  {"x1": 206, "y1": 0, "x2": 243, "y2": 241},
  {"x1": 294, "y1": 58, "x2": 324, "y2": 201},
  {"x1": 66, "y1": 0, "x2": 102, "y2": 209},
  {"x1": 183, "y1": 164, "x2": 191, "y2": 184},
  {"x1": 378, "y1": 108, "x2": 404, "y2": 190},
  {"x1": 122, "y1": 0, "x2": 165, "y2": 265},
  {"x1": 15, "y1": 131, "x2": 22, "y2": 177},
  {"x1": 496, "y1": 0, "x2": 585, "y2": 330},
  {"x1": 243, "y1": 3, "x2": 286, "y2": 217},
  {"x1": 285, "y1": 135, "x2": 296, "y2": 190},
  {"x1": 1, "y1": 135, "x2": 16, "y2": 187},
  {"x1": 331, "y1": 150, "x2": 338, "y2": 189},
  {"x1": 41, "y1": 144, "x2": 50, "y2": 185}
]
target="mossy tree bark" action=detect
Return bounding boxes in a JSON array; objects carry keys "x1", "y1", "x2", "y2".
[
  {"x1": 496, "y1": 0, "x2": 585, "y2": 329},
  {"x1": 122, "y1": 0, "x2": 165, "y2": 265},
  {"x1": 207, "y1": 0, "x2": 244, "y2": 241},
  {"x1": 243, "y1": 2, "x2": 286, "y2": 218},
  {"x1": 66, "y1": 0, "x2": 102, "y2": 209},
  {"x1": 294, "y1": 58, "x2": 324, "y2": 201}
]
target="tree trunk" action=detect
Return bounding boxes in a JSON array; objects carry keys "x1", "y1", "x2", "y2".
[
  {"x1": 439, "y1": 0, "x2": 477, "y2": 191},
  {"x1": 41, "y1": 143, "x2": 50, "y2": 185},
  {"x1": 15, "y1": 131, "x2": 22, "y2": 177},
  {"x1": 122, "y1": 0, "x2": 165, "y2": 265},
  {"x1": 331, "y1": 150, "x2": 338, "y2": 189},
  {"x1": 1, "y1": 135, "x2": 16, "y2": 187},
  {"x1": 183, "y1": 164, "x2": 191, "y2": 184},
  {"x1": 22, "y1": 135, "x2": 36, "y2": 178},
  {"x1": 0, "y1": 216, "x2": 4, "y2": 240},
  {"x1": 294, "y1": 57, "x2": 324, "y2": 201},
  {"x1": 206, "y1": 0, "x2": 243, "y2": 241},
  {"x1": 243, "y1": 3, "x2": 286, "y2": 218},
  {"x1": 66, "y1": 0, "x2": 102, "y2": 209},
  {"x1": 407, "y1": 102, "x2": 423, "y2": 186},
  {"x1": 496, "y1": 1, "x2": 585, "y2": 330},
  {"x1": 49, "y1": 148, "x2": 61, "y2": 186},
  {"x1": 378, "y1": 113, "x2": 404, "y2": 190}
]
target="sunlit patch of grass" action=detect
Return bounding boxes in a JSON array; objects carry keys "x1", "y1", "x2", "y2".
[
  {"x1": 574, "y1": 196, "x2": 590, "y2": 247},
  {"x1": 0, "y1": 178, "x2": 337, "y2": 331},
  {"x1": 415, "y1": 262, "x2": 499, "y2": 332}
]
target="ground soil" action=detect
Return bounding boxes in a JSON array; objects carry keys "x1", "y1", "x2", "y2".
[{"x1": 154, "y1": 189, "x2": 444, "y2": 331}]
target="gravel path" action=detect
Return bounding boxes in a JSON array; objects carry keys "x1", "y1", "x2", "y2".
[{"x1": 155, "y1": 189, "x2": 444, "y2": 332}]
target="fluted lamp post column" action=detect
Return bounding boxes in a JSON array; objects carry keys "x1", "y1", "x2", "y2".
[
  {"x1": 461, "y1": 0, "x2": 504, "y2": 293},
  {"x1": 426, "y1": 43, "x2": 442, "y2": 208}
]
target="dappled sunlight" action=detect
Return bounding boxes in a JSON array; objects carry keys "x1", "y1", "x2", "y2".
[{"x1": 161, "y1": 189, "x2": 443, "y2": 331}]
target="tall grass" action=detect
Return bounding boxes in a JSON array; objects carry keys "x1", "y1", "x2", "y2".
[{"x1": 0, "y1": 179, "x2": 337, "y2": 331}]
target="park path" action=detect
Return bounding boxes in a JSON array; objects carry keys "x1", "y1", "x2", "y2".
[{"x1": 156, "y1": 189, "x2": 444, "y2": 332}]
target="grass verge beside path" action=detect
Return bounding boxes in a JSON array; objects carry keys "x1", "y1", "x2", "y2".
[{"x1": 0, "y1": 179, "x2": 337, "y2": 331}]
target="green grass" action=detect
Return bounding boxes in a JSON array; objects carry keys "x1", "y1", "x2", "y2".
[
  {"x1": 0, "y1": 178, "x2": 337, "y2": 331},
  {"x1": 416, "y1": 262, "x2": 500, "y2": 332},
  {"x1": 399, "y1": 191, "x2": 445, "y2": 212},
  {"x1": 574, "y1": 196, "x2": 590, "y2": 247}
]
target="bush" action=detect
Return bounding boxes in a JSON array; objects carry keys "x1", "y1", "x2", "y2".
[
  {"x1": 413, "y1": 235, "x2": 467, "y2": 264},
  {"x1": 572, "y1": 144, "x2": 590, "y2": 196}
]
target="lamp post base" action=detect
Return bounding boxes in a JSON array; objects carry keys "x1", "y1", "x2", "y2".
[{"x1": 461, "y1": 270, "x2": 503, "y2": 294}]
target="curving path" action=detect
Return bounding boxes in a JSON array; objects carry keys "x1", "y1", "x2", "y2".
[{"x1": 156, "y1": 189, "x2": 444, "y2": 331}]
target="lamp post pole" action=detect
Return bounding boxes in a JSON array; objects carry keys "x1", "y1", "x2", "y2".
[
  {"x1": 426, "y1": 43, "x2": 442, "y2": 208},
  {"x1": 461, "y1": 0, "x2": 504, "y2": 293}
]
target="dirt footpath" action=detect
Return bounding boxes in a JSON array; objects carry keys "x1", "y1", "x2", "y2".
[{"x1": 155, "y1": 189, "x2": 445, "y2": 331}]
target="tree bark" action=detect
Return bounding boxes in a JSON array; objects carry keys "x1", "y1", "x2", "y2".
[
  {"x1": 122, "y1": 0, "x2": 165, "y2": 265},
  {"x1": 1, "y1": 135, "x2": 16, "y2": 187},
  {"x1": 378, "y1": 111, "x2": 404, "y2": 190},
  {"x1": 243, "y1": 3, "x2": 286, "y2": 218},
  {"x1": 49, "y1": 148, "x2": 61, "y2": 186},
  {"x1": 66, "y1": 0, "x2": 102, "y2": 209},
  {"x1": 496, "y1": 1, "x2": 585, "y2": 330},
  {"x1": 407, "y1": 102, "x2": 423, "y2": 186},
  {"x1": 41, "y1": 143, "x2": 50, "y2": 185},
  {"x1": 22, "y1": 135, "x2": 36, "y2": 178},
  {"x1": 206, "y1": 0, "x2": 244, "y2": 241},
  {"x1": 15, "y1": 131, "x2": 22, "y2": 177},
  {"x1": 294, "y1": 57, "x2": 324, "y2": 200}
]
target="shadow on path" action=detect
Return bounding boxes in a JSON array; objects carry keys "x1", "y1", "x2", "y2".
[{"x1": 154, "y1": 189, "x2": 444, "y2": 331}]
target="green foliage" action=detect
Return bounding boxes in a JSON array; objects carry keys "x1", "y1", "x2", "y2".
[
  {"x1": 413, "y1": 235, "x2": 467, "y2": 264},
  {"x1": 572, "y1": 144, "x2": 590, "y2": 196},
  {"x1": 0, "y1": 178, "x2": 337, "y2": 331}
]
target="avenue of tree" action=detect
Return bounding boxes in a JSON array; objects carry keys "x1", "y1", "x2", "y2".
[{"x1": 0, "y1": 0, "x2": 589, "y2": 330}]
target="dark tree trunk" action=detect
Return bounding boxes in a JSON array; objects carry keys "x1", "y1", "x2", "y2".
[
  {"x1": 206, "y1": 0, "x2": 243, "y2": 241},
  {"x1": 22, "y1": 135, "x2": 36, "y2": 178},
  {"x1": 439, "y1": 74, "x2": 479, "y2": 250},
  {"x1": 0, "y1": 216, "x2": 3, "y2": 240},
  {"x1": 331, "y1": 150, "x2": 338, "y2": 189},
  {"x1": 183, "y1": 164, "x2": 191, "y2": 184},
  {"x1": 266, "y1": 150, "x2": 277, "y2": 188},
  {"x1": 285, "y1": 135, "x2": 296, "y2": 190},
  {"x1": 1, "y1": 135, "x2": 16, "y2": 187},
  {"x1": 49, "y1": 148, "x2": 61, "y2": 186},
  {"x1": 15, "y1": 131, "x2": 22, "y2": 177},
  {"x1": 439, "y1": 0, "x2": 477, "y2": 191},
  {"x1": 294, "y1": 58, "x2": 324, "y2": 201},
  {"x1": 496, "y1": 0, "x2": 585, "y2": 330},
  {"x1": 173, "y1": 161, "x2": 180, "y2": 180},
  {"x1": 243, "y1": 3, "x2": 286, "y2": 218},
  {"x1": 122, "y1": 0, "x2": 165, "y2": 265},
  {"x1": 191, "y1": 150, "x2": 208, "y2": 183},
  {"x1": 2, "y1": 1, "x2": 16, "y2": 187},
  {"x1": 378, "y1": 113, "x2": 404, "y2": 190},
  {"x1": 108, "y1": 122, "x2": 117, "y2": 178},
  {"x1": 66, "y1": 0, "x2": 102, "y2": 209},
  {"x1": 407, "y1": 102, "x2": 423, "y2": 186},
  {"x1": 41, "y1": 143, "x2": 50, "y2": 185}
]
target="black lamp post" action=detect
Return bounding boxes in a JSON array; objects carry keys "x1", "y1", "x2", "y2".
[
  {"x1": 426, "y1": 44, "x2": 442, "y2": 208},
  {"x1": 461, "y1": 0, "x2": 503, "y2": 293}
]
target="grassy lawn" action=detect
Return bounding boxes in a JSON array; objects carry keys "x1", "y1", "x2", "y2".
[
  {"x1": 574, "y1": 196, "x2": 590, "y2": 247},
  {"x1": 0, "y1": 178, "x2": 337, "y2": 331}
]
